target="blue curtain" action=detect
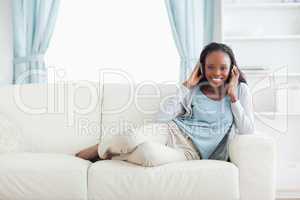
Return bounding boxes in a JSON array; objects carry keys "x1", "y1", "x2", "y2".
[
  {"x1": 165, "y1": 0, "x2": 220, "y2": 82},
  {"x1": 12, "y1": 0, "x2": 60, "y2": 84}
]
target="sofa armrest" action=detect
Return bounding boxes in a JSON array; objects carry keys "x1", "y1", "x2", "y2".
[{"x1": 229, "y1": 134, "x2": 277, "y2": 200}]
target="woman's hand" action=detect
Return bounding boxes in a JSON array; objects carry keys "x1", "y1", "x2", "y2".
[
  {"x1": 227, "y1": 65, "x2": 239, "y2": 103},
  {"x1": 183, "y1": 62, "x2": 202, "y2": 89}
]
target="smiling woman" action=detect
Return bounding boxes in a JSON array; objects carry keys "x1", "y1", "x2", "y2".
[
  {"x1": 76, "y1": 42, "x2": 255, "y2": 165},
  {"x1": 46, "y1": 0, "x2": 179, "y2": 83}
]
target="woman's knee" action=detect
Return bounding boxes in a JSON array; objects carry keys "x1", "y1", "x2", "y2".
[
  {"x1": 99, "y1": 122, "x2": 169, "y2": 159},
  {"x1": 126, "y1": 142, "x2": 161, "y2": 167},
  {"x1": 128, "y1": 142, "x2": 180, "y2": 167},
  {"x1": 99, "y1": 131, "x2": 146, "y2": 158},
  {"x1": 117, "y1": 123, "x2": 168, "y2": 153}
]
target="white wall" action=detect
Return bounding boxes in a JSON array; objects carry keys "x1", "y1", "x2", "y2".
[{"x1": 0, "y1": 0, "x2": 13, "y2": 84}]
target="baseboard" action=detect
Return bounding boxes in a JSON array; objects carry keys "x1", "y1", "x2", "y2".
[
  {"x1": 277, "y1": 190, "x2": 300, "y2": 199},
  {"x1": 276, "y1": 199, "x2": 300, "y2": 200},
  {"x1": 277, "y1": 162, "x2": 300, "y2": 200}
]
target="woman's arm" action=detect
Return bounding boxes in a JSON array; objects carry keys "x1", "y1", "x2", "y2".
[
  {"x1": 173, "y1": 63, "x2": 202, "y2": 117},
  {"x1": 157, "y1": 65, "x2": 201, "y2": 121},
  {"x1": 156, "y1": 82, "x2": 192, "y2": 122},
  {"x1": 173, "y1": 83, "x2": 192, "y2": 117},
  {"x1": 231, "y1": 83, "x2": 255, "y2": 134}
]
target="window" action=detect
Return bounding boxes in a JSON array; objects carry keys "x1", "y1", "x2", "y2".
[{"x1": 46, "y1": 0, "x2": 179, "y2": 83}]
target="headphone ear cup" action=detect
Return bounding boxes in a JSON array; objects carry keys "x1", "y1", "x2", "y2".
[
  {"x1": 199, "y1": 64, "x2": 203, "y2": 75},
  {"x1": 196, "y1": 61, "x2": 202, "y2": 76},
  {"x1": 227, "y1": 67, "x2": 233, "y2": 83}
]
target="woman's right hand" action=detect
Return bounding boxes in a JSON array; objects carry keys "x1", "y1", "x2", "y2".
[{"x1": 183, "y1": 62, "x2": 202, "y2": 89}]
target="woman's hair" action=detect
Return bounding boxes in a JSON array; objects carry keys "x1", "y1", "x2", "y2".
[{"x1": 198, "y1": 42, "x2": 247, "y2": 84}]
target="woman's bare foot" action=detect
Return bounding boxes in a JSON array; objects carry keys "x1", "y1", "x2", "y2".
[{"x1": 75, "y1": 144, "x2": 99, "y2": 160}]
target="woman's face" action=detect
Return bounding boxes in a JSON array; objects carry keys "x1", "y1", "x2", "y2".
[{"x1": 204, "y1": 51, "x2": 231, "y2": 88}]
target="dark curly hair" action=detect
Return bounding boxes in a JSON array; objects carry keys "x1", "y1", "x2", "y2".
[{"x1": 198, "y1": 42, "x2": 247, "y2": 84}]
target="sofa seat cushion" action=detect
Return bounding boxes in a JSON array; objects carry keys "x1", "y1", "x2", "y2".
[
  {"x1": 0, "y1": 153, "x2": 90, "y2": 200},
  {"x1": 88, "y1": 160, "x2": 239, "y2": 200}
]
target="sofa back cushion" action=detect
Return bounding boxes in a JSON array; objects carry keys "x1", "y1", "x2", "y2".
[
  {"x1": 0, "y1": 82, "x2": 102, "y2": 154},
  {"x1": 101, "y1": 83, "x2": 178, "y2": 136}
]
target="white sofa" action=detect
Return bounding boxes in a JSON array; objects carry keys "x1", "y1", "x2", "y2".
[{"x1": 0, "y1": 82, "x2": 276, "y2": 200}]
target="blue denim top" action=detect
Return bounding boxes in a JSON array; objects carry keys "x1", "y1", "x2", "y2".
[{"x1": 173, "y1": 88, "x2": 233, "y2": 159}]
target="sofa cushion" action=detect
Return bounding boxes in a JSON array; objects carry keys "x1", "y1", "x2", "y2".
[
  {"x1": 0, "y1": 153, "x2": 90, "y2": 200},
  {"x1": 0, "y1": 114, "x2": 23, "y2": 153},
  {"x1": 0, "y1": 83, "x2": 102, "y2": 154},
  {"x1": 88, "y1": 160, "x2": 239, "y2": 200}
]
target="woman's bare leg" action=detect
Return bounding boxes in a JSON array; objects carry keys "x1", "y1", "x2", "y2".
[
  {"x1": 76, "y1": 144, "x2": 114, "y2": 161},
  {"x1": 75, "y1": 144, "x2": 99, "y2": 160}
]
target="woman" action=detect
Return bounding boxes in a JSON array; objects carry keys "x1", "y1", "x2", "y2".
[{"x1": 75, "y1": 42, "x2": 255, "y2": 166}]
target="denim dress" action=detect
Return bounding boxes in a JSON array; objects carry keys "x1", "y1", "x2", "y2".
[{"x1": 172, "y1": 88, "x2": 233, "y2": 159}]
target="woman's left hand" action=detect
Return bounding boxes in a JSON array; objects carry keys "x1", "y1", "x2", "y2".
[{"x1": 227, "y1": 65, "x2": 239, "y2": 103}]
